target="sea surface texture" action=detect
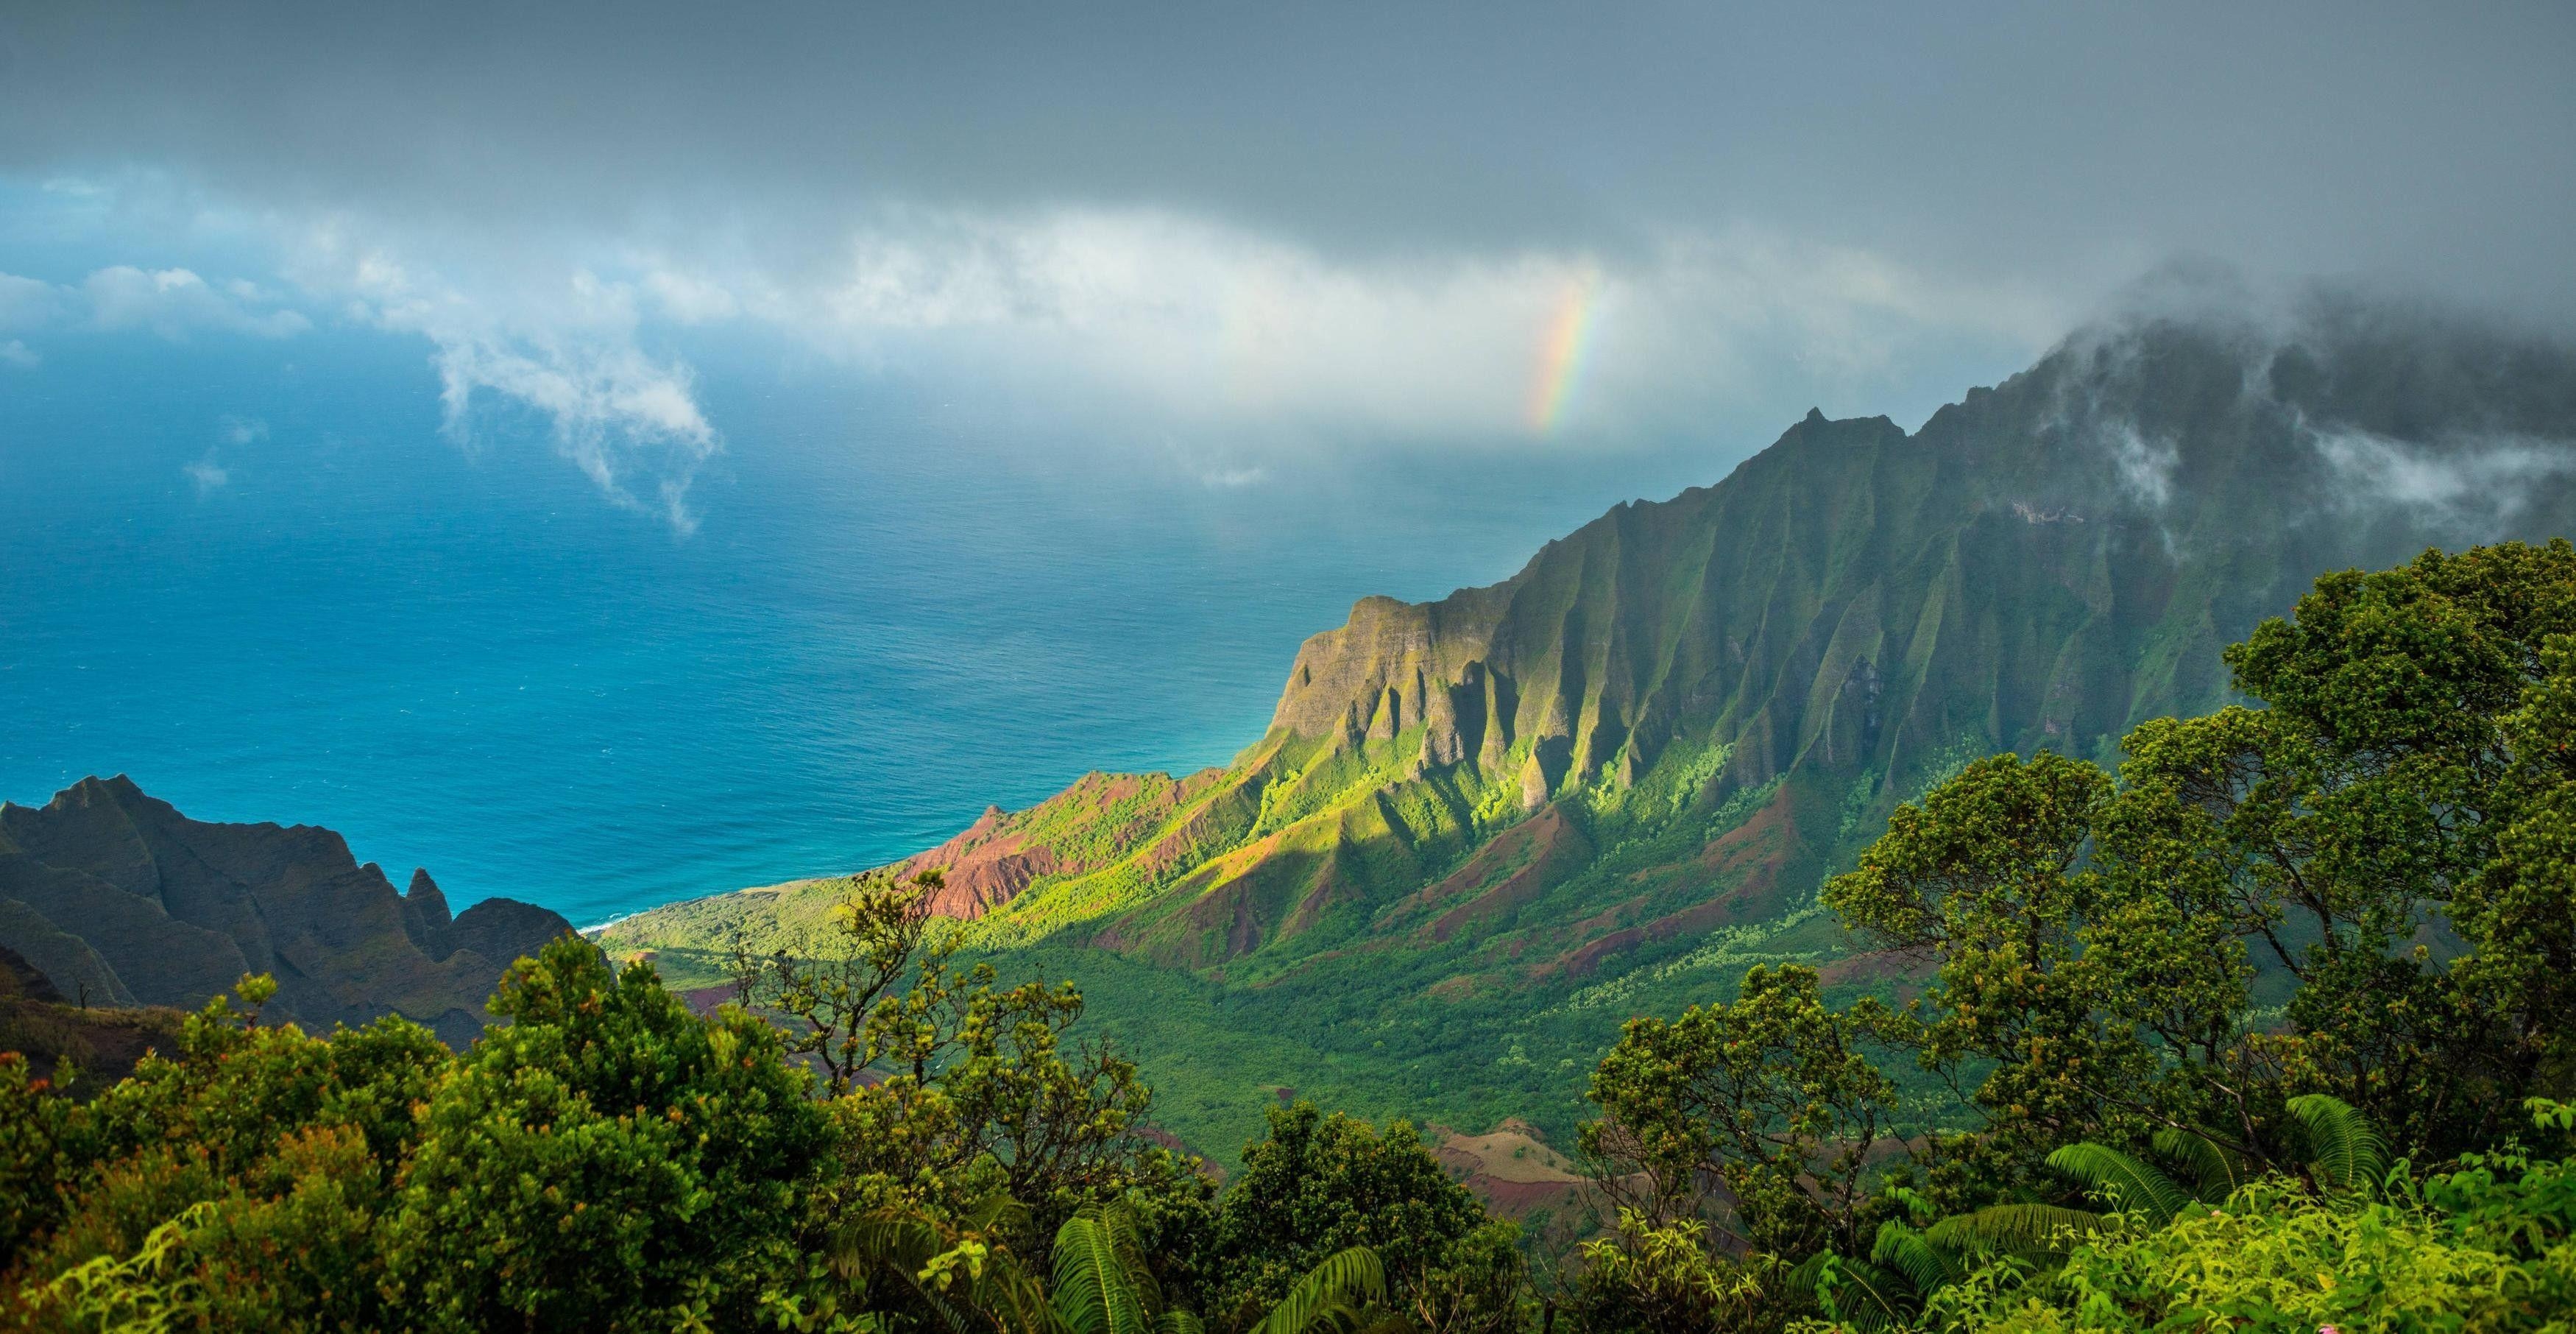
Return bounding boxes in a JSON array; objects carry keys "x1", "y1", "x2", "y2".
[{"x1": 0, "y1": 332, "x2": 1702, "y2": 925}]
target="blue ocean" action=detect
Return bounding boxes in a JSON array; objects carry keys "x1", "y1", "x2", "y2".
[{"x1": 0, "y1": 329, "x2": 1730, "y2": 926}]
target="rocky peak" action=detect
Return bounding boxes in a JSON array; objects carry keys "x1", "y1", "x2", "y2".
[{"x1": 0, "y1": 778, "x2": 576, "y2": 1046}]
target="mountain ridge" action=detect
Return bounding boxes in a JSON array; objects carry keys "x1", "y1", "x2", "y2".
[
  {"x1": 600, "y1": 294, "x2": 2576, "y2": 1157},
  {"x1": 0, "y1": 775, "x2": 576, "y2": 1045}
]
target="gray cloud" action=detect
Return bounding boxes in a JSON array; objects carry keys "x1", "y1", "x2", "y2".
[
  {"x1": 2025, "y1": 270, "x2": 2576, "y2": 555},
  {"x1": 4, "y1": 1, "x2": 2569, "y2": 312},
  {"x1": 4, "y1": 1, "x2": 2572, "y2": 520},
  {"x1": 2309, "y1": 426, "x2": 2576, "y2": 534}
]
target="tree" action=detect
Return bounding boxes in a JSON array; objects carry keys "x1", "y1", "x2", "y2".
[
  {"x1": 732, "y1": 869, "x2": 944, "y2": 1097},
  {"x1": 0, "y1": 1051, "x2": 85, "y2": 1274},
  {"x1": 1581, "y1": 964, "x2": 1901, "y2": 1260},
  {"x1": 1821, "y1": 750, "x2": 2170, "y2": 1171},
  {"x1": 1559, "y1": 1210, "x2": 1783, "y2": 1334},
  {"x1": 381, "y1": 935, "x2": 830, "y2": 1332},
  {"x1": 7, "y1": 975, "x2": 450, "y2": 1331},
  {"x1": 2115, "y1": 540, "x2": 2576, "y2": 1157},
  {"x1": 1822, "y1": 541, "x2": 2576, "y2": 1196},
  {"x1": 1200, "y1": 1103, "x2": 1520, "y2": 1333},
  {"x1": 743, "y1": 872, "x2": 1207, "y2": 1272}
]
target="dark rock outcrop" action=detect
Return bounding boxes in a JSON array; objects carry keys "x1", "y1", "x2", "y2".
[{"x1": 0, "y1": 777, "x2": 573, "y2": 1045}]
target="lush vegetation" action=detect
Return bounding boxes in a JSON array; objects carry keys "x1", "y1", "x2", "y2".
[
  {"x1": 1563, "y1": 541, "x2": 2576, "y2": 1330},
  {"x1": 10, "y1": 543, "x2": 2576, "y2": 1331},
  {"x1": 0, "y1": 906, "x2": 1518, "y2": 1332}
]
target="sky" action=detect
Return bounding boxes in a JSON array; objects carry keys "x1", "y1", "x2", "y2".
[{"x1": 3, "y1": 1, "x2": 2575, "y2": 526}]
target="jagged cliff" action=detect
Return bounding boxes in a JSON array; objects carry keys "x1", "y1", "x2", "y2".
[
  {"x1": 597, "y1": 295, "x2": 2576, "y2": 1149},
  {"x1": 0, "y1": 776, "x2": 576, "y2": 1045},
  {"x1": 880, "y1": 300, "x2": 2576, "y2": 978}
]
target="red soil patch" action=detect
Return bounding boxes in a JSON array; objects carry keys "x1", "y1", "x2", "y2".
[
  {"x1": 1460, "y1": 1174, "x2": 1588, "y2": 1218},
  {"x1": 1530, "y1": 786, "x2": 1805, "y2": 980},
  {"x1": 1433, "y1": 1121, "x2": 1592, "y2": 1220},
  {"x1": 1816, "y1": 953, "x2": 1932, "y2": 989},
  {"x1": 1423, "y1": 973, "x2": 1486, "y2": 1001},
  {"x1": 899, "y1": 770, "x2": 1220, "y2": 919},
  {"x1": 679, "y1": 984, "x2": 737, "y2": 1017},
  {"x1": 896, "y1": 807, "x2": 1060, "y2": 918},
  {"x1": 1413, "y1": 805, "x2": 1590, "y2": 943},
  {"x1": 1699, "y1": 788, "x2": 1798, "y2": 877}
]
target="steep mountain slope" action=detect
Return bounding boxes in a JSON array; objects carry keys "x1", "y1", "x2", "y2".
[
  {"x1": 0, "y1": 776, "x2": 575, "y2": 1045},
  {"x1": 603, "y1": 297, "x2": 2576, "y2": 1157}
]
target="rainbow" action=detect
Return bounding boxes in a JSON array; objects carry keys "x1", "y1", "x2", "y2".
[{"x1": 1526, "y1": 274, "x2": 1602, "y2": 434}]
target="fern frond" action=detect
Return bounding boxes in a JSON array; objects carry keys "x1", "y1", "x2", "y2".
[
  {"x1": 964, "y1": 1191, "x2": 1035, "y2": 1239},
  {"x1": 1156, "y1": 1311, "x2": 1205, "y2": 1334},
  {"x1": 829, "y1": 1213, "x2": 944, "y2": 1282},
  {"x1": 1880, "y1": 1183, "x2": 1940, "y2": 1225},
  {"x1": 1103, "y1": 1206, "x2": 1159, "y2": 1315},
  {"x1": 1248, "y1": 1247, "x2": 1385, "y2": 1334},
  {"x1": 834, "y1": 1207, "x2": 1049, "y2": 1334},
  {"x1": 1871, "y1": 1220, "x2": 1963, "y2": 1295},
  {"x1": 2288, "y1": 1093, "x2": 2386, "y2": 1194},
  {"x1": 2046, "y1": 1143, "x2": 2190, "y2": 1224},
  {"x1": 1790, "y1": 1253, "x2": 1910, "y2": 1331},
  {"x1": 2151, "y1": 1128, "x2": 2248, "y2": 1204},
  {"x1": 984, "y1": 1260, "x2": 1059, "y2": 1334},
  {"x1": 1841, "y1": 1264, "x2": 1913, "y2": 1333},
  {"x1": 1925, "y1": 1203, "x2": 2105, "y2": 1257},
  {"x1": 1052, "y1": 1213, "x2": 1153, "y2": 1334}
]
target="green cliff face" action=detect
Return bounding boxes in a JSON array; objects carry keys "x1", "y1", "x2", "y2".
[
  {"x1": 0, "y1": 776, "x2": 576, "y2": 1045},
  {"x1": 603, "y1": 298, "x2": 2576, "y2": 1160}
]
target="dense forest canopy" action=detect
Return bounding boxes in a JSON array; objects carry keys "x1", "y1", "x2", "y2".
[{"x1": 4, "y1": 543, "x2": 2575, "y2": 1331}]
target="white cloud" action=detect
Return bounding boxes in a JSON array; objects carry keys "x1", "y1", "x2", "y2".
[
  {"x1": 631, "y1": 209, "x2": 2062, "y2": 444},
  {"x1": 291, "y1": 222, "x2": 721, "y2": 532},
  {"x1": 2105, "y1": 421, "x2": 2180, "y2": 508},
  {"x1": 643, "y1": 268, "x2": 739, "y2": 324},
  {"x1": 2311, "y1": 426, "x2": 2576, "y2": 533},
  {"x1": 219, "y1": 414, "x2": 268, "y2": 445},
  {"x1": 184, "y1": 454, "x2": 229, "y2": 494},
  {"x1": 83, "y1": 266, "x2": 309, "y2": 339},
  {"x1": 29, "y1": 183, "x2": 2067, "y2": 525},
  {"x1": 0, "y1": 272, "x2": 63, "y2": 329},
  {"x1": 0, "y1": 339, "x2": 36, "y2": 369}
]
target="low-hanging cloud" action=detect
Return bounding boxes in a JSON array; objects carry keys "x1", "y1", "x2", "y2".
[
  {"x1": 291, "y1": 222, "x2": 721, "y2": 532},
  {"x1": 431, "y1": 336, "x2": 718, "y2": 531},
  {"x1": 2105, "y1": 421, "x2": 2181, "y2": 509},
  {"x1": 2031, "y1": 272, "x2": 2576, "y2": 548},
  {"x1": 631, "y1": 207, "x2": 2062, "y2": 442},
  {"x1": 83, "y1": 266, "x2": 308, "y2": 339},
  {"x1": 183, "y1": 454, "x2": 229, "y2": 494},
  {"x1": 2310, "y1": 426, "x2": 2576, "y2": 534},
  {"x1": 127, "y1": 195, "x2": 2046, "y2": 528},
  {"x1": 0, "y1": 271, "x2": 60, "y2": 328},
  {"x1": 0, "y1": 264, "x2": 307, "y2": 340}
]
